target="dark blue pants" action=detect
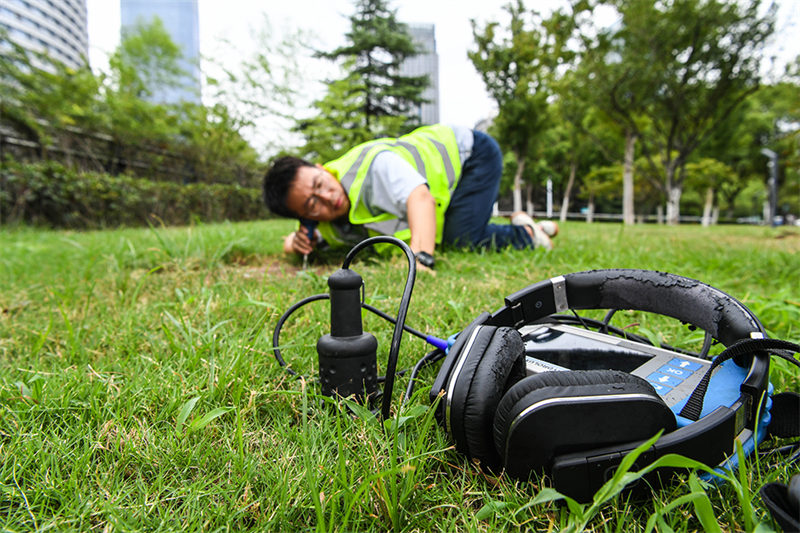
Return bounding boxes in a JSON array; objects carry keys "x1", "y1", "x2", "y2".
[{"x1": 443, "y1": 130, "x2": 533, "y2": 249}]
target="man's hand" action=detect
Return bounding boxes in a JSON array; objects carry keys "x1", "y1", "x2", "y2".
[{"x1": 283, "y1": 224, "x2": 315, "y2": 255}]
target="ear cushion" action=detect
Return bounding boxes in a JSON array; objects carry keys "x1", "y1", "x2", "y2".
[
  {"x1": 493, "y1": 370, "x2": 676, "y2": 477},
  {"x1": 448, "y1": 326, "x2": 525, "y2": 467}
]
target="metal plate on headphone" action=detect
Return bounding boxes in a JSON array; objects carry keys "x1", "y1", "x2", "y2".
[{"x1": 519, "y1": 324, "x2": 712, "y2": 408}]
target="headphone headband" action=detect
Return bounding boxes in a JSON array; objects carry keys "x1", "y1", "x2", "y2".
[
  {"x1": 488, "y1": 269, "x2": 764, "y2": 345},
  {"x1": 435, "y1": 269, "x2": 768, "y2": 408}
]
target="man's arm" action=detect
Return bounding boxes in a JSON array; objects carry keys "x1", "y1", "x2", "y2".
[{"x1": 407, "y1": 184, "x2": 436, "y2": 256}]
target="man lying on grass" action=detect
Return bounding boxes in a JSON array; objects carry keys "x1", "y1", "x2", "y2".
[{"x1": 262, "y1": 124, "x2": 558, "y2": 270}]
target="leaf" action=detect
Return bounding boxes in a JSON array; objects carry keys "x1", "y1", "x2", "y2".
[
  {"x1": 509, "y1": 487, "x2": 584, "y2": 528},
  {"x1": 688, "y1": 474, "x2": 723, "y2": 533},
  {"x1": 476, "y1": 499, "x2": 510, "y2": 520},
  {"x1": 189, "y1": 406, "x2": 233, "y2": 433},
  {"x1": 344, "y1": 398, "x2": 378, "y2": 424},
  {"x1": 645, "y1": 493, "x2": 708, "y2": 532},
  {"x1": 636, "y1": 326, "x2": 663, "y2": 348},
  {"x1": 383, "y1": 405, "x2": 430, "y2": 432},
  {"x1": 175, "y1": 396, "x2": 200, "y2": 434},
  {"x1": 14, "y1": 381, "x2": 32, "y2": 399}
]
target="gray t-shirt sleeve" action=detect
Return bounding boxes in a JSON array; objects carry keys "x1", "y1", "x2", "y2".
[{"x1": 364, "y1": 151, "x2": 427, "y2": 219}]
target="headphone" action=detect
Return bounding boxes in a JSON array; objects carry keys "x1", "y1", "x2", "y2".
[{"x1": 430, "y1": 269, "x2": 771, "y2": 502}]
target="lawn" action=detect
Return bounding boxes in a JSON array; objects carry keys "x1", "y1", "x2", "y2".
[{"x1": 1, "y1": 219, "x2": 799, "y2": 531}]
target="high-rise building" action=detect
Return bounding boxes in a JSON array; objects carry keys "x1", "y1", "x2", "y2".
[
  {"x1": 401, "y1": 23, "x2": 440, "y2": 125},
  {"x1": 0, "y1": 0, "x2": 89, "y2": 70},
  {"x1": 120, "y1": 0, "x2": 200, "y2": 104}
]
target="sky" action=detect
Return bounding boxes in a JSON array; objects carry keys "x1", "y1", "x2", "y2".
[{"x1": 85, "y1": 0, "x2": 800, "y2": 154}]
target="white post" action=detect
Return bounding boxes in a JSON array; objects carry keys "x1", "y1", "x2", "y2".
[{"x1": 546, "y1": 179, "x2": 553, "y2": 219}]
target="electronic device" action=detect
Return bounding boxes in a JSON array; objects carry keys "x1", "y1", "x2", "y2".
[
  {"x1": 430, "y1": 269, "x2": 774, "y2": 502},
  {"x1": 519, "y1": 322, "x2": 714, "y2": 407}
]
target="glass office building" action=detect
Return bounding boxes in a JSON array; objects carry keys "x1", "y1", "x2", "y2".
[
  {"x1": 120, "y1": 0, "x2": 200, "y2": 104},
  {"x1": 400, "y1": 23, "x2": 440, "y2": 125},
  {"x1": 0, "y1": 0, "x2": 89, "y2": 70}
]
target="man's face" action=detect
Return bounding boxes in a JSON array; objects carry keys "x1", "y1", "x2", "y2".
[{"x1": 285, "y1": 164, "x2": 350, "y2": 222}]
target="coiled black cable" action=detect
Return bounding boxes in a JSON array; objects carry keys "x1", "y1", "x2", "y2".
[{"x1": 271, "y1": 295, "x2": 431, "y2": 377}]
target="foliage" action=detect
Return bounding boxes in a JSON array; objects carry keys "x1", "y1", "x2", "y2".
[
  {"x1": 108, "y1": 16, "x2": 189, "y2": 100},
  {"x1": 1, "y1": 24, "x2": 264, "y2": 188},
  {"x1": 0, "y1": 35, "x2": 104, "y2": 149},
  {"x1": 295, "y1": 0, "x2": 428, "y2": 158},
  {"x1": 294, "y1": 64, "x2": 374, "y2": 163},
  {"x1": 594, "y1": 0, "x2": 776, "y2": 223},
  {"x1": 469, "y1": 0, "x2": 580, "y2": 212},
  {"x1": 471, "y1": 0, "x2": 796, "y2": 224},
  {"x1": 320, "y1": 0, "x2": 427, "y2": 132},
  {"x1": 203, "y1": 15, "x2": 307, "y2": 155},
  {"x1": 0, "y1": 160, "x2": 266, "y2": 229}
]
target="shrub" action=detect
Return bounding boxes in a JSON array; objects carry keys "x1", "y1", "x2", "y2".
[{"x1": 0, "y1": 159, "x2": 268, "y2": 229}]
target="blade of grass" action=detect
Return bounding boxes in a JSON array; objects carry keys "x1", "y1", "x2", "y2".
[{"x1": 176, "y1": 396, "x2": 200, "y2": 435}]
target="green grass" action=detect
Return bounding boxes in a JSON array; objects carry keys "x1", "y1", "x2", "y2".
[{"x1": 1, "y1": 219, "x2": 799, "y2": 531}]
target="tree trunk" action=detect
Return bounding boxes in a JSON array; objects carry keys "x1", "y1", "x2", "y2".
[
  {"x1": 701, "y1": 186, "x2": 714, "y2": 227},
  {"x1": 587, "y1": 193, "x2": 595, "y2": 224},
  {"x1": 622, "y1": 129, "x2": 636, "y2": 225},
  {"x1": 526, "y1": 183, "x2": 533, "y2": 215},
  {"x1": 665, "y1": 162, "x2": 682, "y2": 225},
  {"x1": 560, "y1": 159, "x2": 577, "y2": 223},
  {"x1": 656, "y1": 204, "x2": 664, "y2": 225},
  {"x1": 666, "y1": 185, "x2": 682, "y2": 225},
  {"x1": 512, "y1": 152, "x2": 525, "y2": 213}
]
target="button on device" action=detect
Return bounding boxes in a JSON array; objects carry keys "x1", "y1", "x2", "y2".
[
  {"x1": 647, "y1": 380, "x2": 673, "y2": 394},
  {"x1": 658, "y1": 364, "x2": 692, "y2": 379},
  {"x1": 647, "y1": 372, "x2": 682, "y2": 388},
  {"x1": 667, "y1": 358, "x2": 702, "y2": 372}
]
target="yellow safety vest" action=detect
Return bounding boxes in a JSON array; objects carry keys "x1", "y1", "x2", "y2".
[{"x1": 318, "y1": 124, "x2": 463, "y2": 247}]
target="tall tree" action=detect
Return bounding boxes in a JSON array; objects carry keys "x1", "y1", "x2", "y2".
[
  {"x1": 549, "y1": 97, "x2": 610, "y2": 223},
  {"x1": 605, "y1": 0, "x2": 776, "y2": 224},
  {"x1": 109, "y1": 17, "x2": 187, "y2": 100},
  {"x1": 307, "y1": 0, "x2": 428, "y2": 147},
  {"x1": 295, "y1": 65, "x2": 372, "y2": 162},
  {"x1": 470, "y1": 0, "x2": 578, "y2": 213},
  {"x1": 571, "y1": 0, "x2": 669, "y2": 225}
]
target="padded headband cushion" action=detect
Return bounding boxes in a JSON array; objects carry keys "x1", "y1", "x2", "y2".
[
  {"x1": 564, "y1": 270, "x2": 763, "y2": 346},
  {"x1": 493, "y1": 370, "x2": 676, "y2": 477},
  {"x1": 448, "y1": 326, "x2": 525, "y2": 467},
  {"x1": 496, "y1": 270, "x2": 763, "y2": 348}
]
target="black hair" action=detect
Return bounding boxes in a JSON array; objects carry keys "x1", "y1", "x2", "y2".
[{"x1": 262, "y1": 156, "x2": 316, "y2": 218}]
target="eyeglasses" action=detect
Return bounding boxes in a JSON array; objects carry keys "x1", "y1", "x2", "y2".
[{"x1": 303, "y1": 171, "x2": 326, "y2": 218}]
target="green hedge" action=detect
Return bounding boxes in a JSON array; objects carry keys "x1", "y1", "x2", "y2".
[{"x1": 0, "y1": 159, "x2": 268, "y2": 229}]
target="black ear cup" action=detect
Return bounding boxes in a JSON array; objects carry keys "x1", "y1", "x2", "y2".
[
  {"x1": 493, "y1": 370, "x2": 677, "y2": 479},
  {"x1": 447, "y1": 326, "x2": 526, "y2": 467}
]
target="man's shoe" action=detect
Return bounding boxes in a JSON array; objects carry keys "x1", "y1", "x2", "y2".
[
  {"x1": 537, "y1": 220, "x2": 559, "y2": 238},
  {"x1": 511, "y1": 212, "x2": 553, "y2": 250},
  {"x1": 511, "y1": 212, "x2": 559, "y2": 237}
]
